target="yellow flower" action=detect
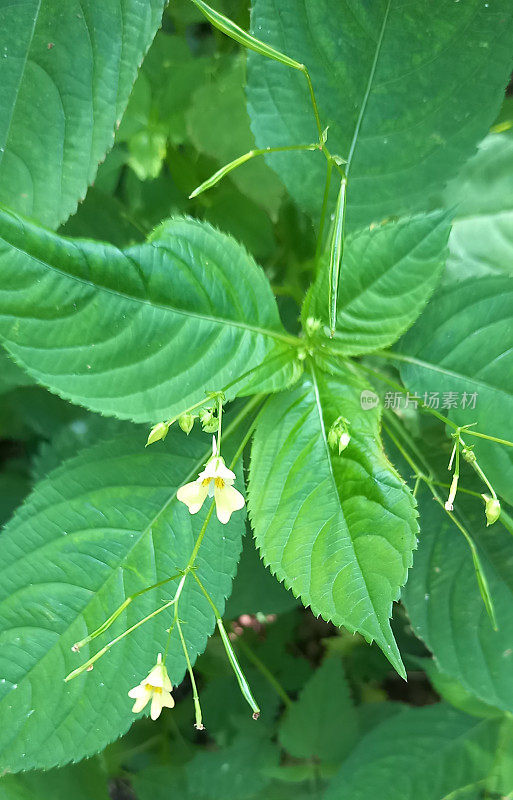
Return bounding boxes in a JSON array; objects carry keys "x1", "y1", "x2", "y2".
[
  {"x1": 177, "y1": 437, "x2": 245, "y2": 524},
  {"x1": 128, "y1": 653, "x2": 174, "y2": 720}
]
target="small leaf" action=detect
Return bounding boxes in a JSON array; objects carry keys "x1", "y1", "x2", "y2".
[
  {"x1": 279, "y1": 657, "x2": 358, "y2": 762},
  {"x1": 304, "y1": 211, "x2": 450, "y2": 354}
]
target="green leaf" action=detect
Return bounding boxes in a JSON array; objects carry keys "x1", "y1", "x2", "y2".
[
  {"x1": 0, "y1": 428, "x2": 245, "y2": 771},
  {"x1": 186, "y1": 731, "x2": 279, "y2": 800},
  {"x1": 324, "y1": 704, "x2": 504, "y2": 800},
  {"x1": 279, "y1": 657, "x2": 358, "y2": 762},
  {"x1": 444, "y1": 130, "x2": 513, "y2": 282},
  {"x1": 398, "y1": 276, "x2": 513, "y2": 504},
  {"x1": 420, "y1": 658, "x2": 503, "y2": 720},
  {"x1": 403, "y1": 490, "x2": 513, "y2": 715},
  {"x1": 0, "y1": 759, "x2": 109, "y2": 800},
  {"x1": 0, "y1": 0, "x2": 165, "y2": 228},
  {"x1": 246, "y1": 0, "x2": 513, "y2": 227},
  {"x1": 0, "y1": 210, "x2": 297, "y2": 423},
  {"x1": 304, "y1": 212, "x2": 450, "y2": 354},
  {"x1": 248, "y1": 364, "x2": 418, "y2": 676}
]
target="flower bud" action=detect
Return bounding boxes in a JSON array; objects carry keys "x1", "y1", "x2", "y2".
[
  {"x1": 482, "y1": 494, "x2": 501, "y2": 527},
  {"x1": 200, "y1": 408, "x2": 218, "y2": 433},
  {"x1": 327, "y1": 416, "x2": 351, "y2": 455},
  {"x1": 146, "y1": 421, "x2": 169, "y2": 446},
  {"x1": 178, "y1": 413, "x2": 195, "y2": 435}
]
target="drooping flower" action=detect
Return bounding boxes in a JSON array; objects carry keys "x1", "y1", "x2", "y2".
[
  {"x1": 128, "y1": 653, "x2": 174, "y2": 720},
  {"x1": 177, "y1": 437, "x2": 245, "y2": 524}
]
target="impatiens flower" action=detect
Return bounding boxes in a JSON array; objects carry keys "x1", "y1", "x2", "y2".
[
  {"x1": 128, "y1": 653, "x2": 174, "y2": 720},
  {"x1": 177, "y1": 437, "x2": 245, "y2": 524}
]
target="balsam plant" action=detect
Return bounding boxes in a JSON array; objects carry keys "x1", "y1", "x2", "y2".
[{"x1": 1, "y1": 1, "x2": 513, "y2": 797}]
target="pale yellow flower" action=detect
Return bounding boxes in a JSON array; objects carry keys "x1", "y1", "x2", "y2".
[
  {"x1": 128, "y1": 653, "x2": 174, "y2": 720},
  {"x1": 177, "y1": 437, "x2": 245, "y2": 524}
]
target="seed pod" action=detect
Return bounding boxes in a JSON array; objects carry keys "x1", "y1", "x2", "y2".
[
  {"x1": 146, "y1": 422, "x2": 169, "y2": 446},
  {"x1": 178, "y1": 413, "x2": 195, "y2": 435}
]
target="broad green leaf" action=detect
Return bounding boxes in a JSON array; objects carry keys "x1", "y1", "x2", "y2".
[
  {"x1": 246, "y1": 0, "x2": 513, "y2": 227},
  {"x1": 324, "y1": 703, "x2": 503, "y2": 800},
  {"x1": 420, "y1": 659, "x2": 503, "y2": 720},
  {"x1": 398, "y1": 276, "x2": 513, "y2": 504},
  {"x1": 0, "y1": 210, "x2": 298, "y2": 423},
  {"x1": 0, "y1": 428, "x2": 245, "y2": 771},
  {"x1": 186, "y1": 731, "x2": 279, "y2": 800},
  {"x1": 0, "y1": 759, "x2": 109, "y2": 800},
  {"x1": 304, "y1": 212, "x2": 450, "y2": 354},
  {"x1": 248, "y1": 364, "x2": 418, "y2": 676},
  {"x1": 187, "y1": 58, "x2": 283, "y2": 216},
  {"x1": 279, "y1": 657, "x2": 358, "y2": 762},
  {"x1": 32, "y1": 414, "x2": 138, "y2": 482},
  {"x1": 403, "y1": 490, "x2": 513, "y2": 714},
  {"x1": 444, "y1": 130, "x2": 513, "y2": 282},
  {"x1": 0, "y1": 0, "x2": 165, "y2": 228}
]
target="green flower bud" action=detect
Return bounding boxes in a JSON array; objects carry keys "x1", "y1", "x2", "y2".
[
  {"x1": 482, "y1": 494, "x2": 501, "y2": 526},
  {"x1": 146, "y1": 421, "x2": 169, "y2": 446},
  {"x1": 327, "y1": 416, "x2": 351, "y2": 454},
  {"x1": 327, "y1": 427, "x2": 339, "y2": 451},
  {"x1": 178, "y1": 413, "x2": 195, "y2": 435},
  {"x1": 199, "y1": 407, "x2": 214, "y2": 425}
]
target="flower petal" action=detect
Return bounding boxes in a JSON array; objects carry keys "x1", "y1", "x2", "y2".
[
  {"x1": 131, "y1": 687, "x2": 152, "y2": 713},
  {"x1": 146, "y1": 662, "x2": 170, "y2": 689},
  {"x1": 161, "y1": 690, "x2": 175, "y2": 709},
  {"x1": 214, "y1": 483, "x2": 245, "y2": 524},
  {"x1": 177, "y1": 480, "x2": 209, "y2": 514},
  {"x1": 150, "y1": 691, "x2": 164, "y2": 720},
  {"x1": 128, "y1": 684, "x2": 147, "y2": 699}
]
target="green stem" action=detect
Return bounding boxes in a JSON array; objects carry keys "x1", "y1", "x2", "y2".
[
  {"x1": 217, "y1": 396, "x2": 223, "y2": 453},
  {"x1": 189, "y1": 144, "x2": 317, "y2": 198},
  {"x1": 315, "y1": 157, "x2": 333, "y2": 261},
  {"x1": 176, "y1": 616, "x2": 204, "y2": 729},
  {"x1": 186, "y1": 502, "x2": 216, "y2": 573},
  {"x1": 65, "y1": 596, "x2": 178, "y2": 681},
  {"x1": 72, "y1": 571, "x2": 183, "y2": 651},
  {"x1": 191, "y1": 572, "x2": 260, "y2": 717}
]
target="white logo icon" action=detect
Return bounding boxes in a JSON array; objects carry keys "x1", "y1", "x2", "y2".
[{"x1": 360, "y1": 390, "x2": 379, "y2": 410}]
